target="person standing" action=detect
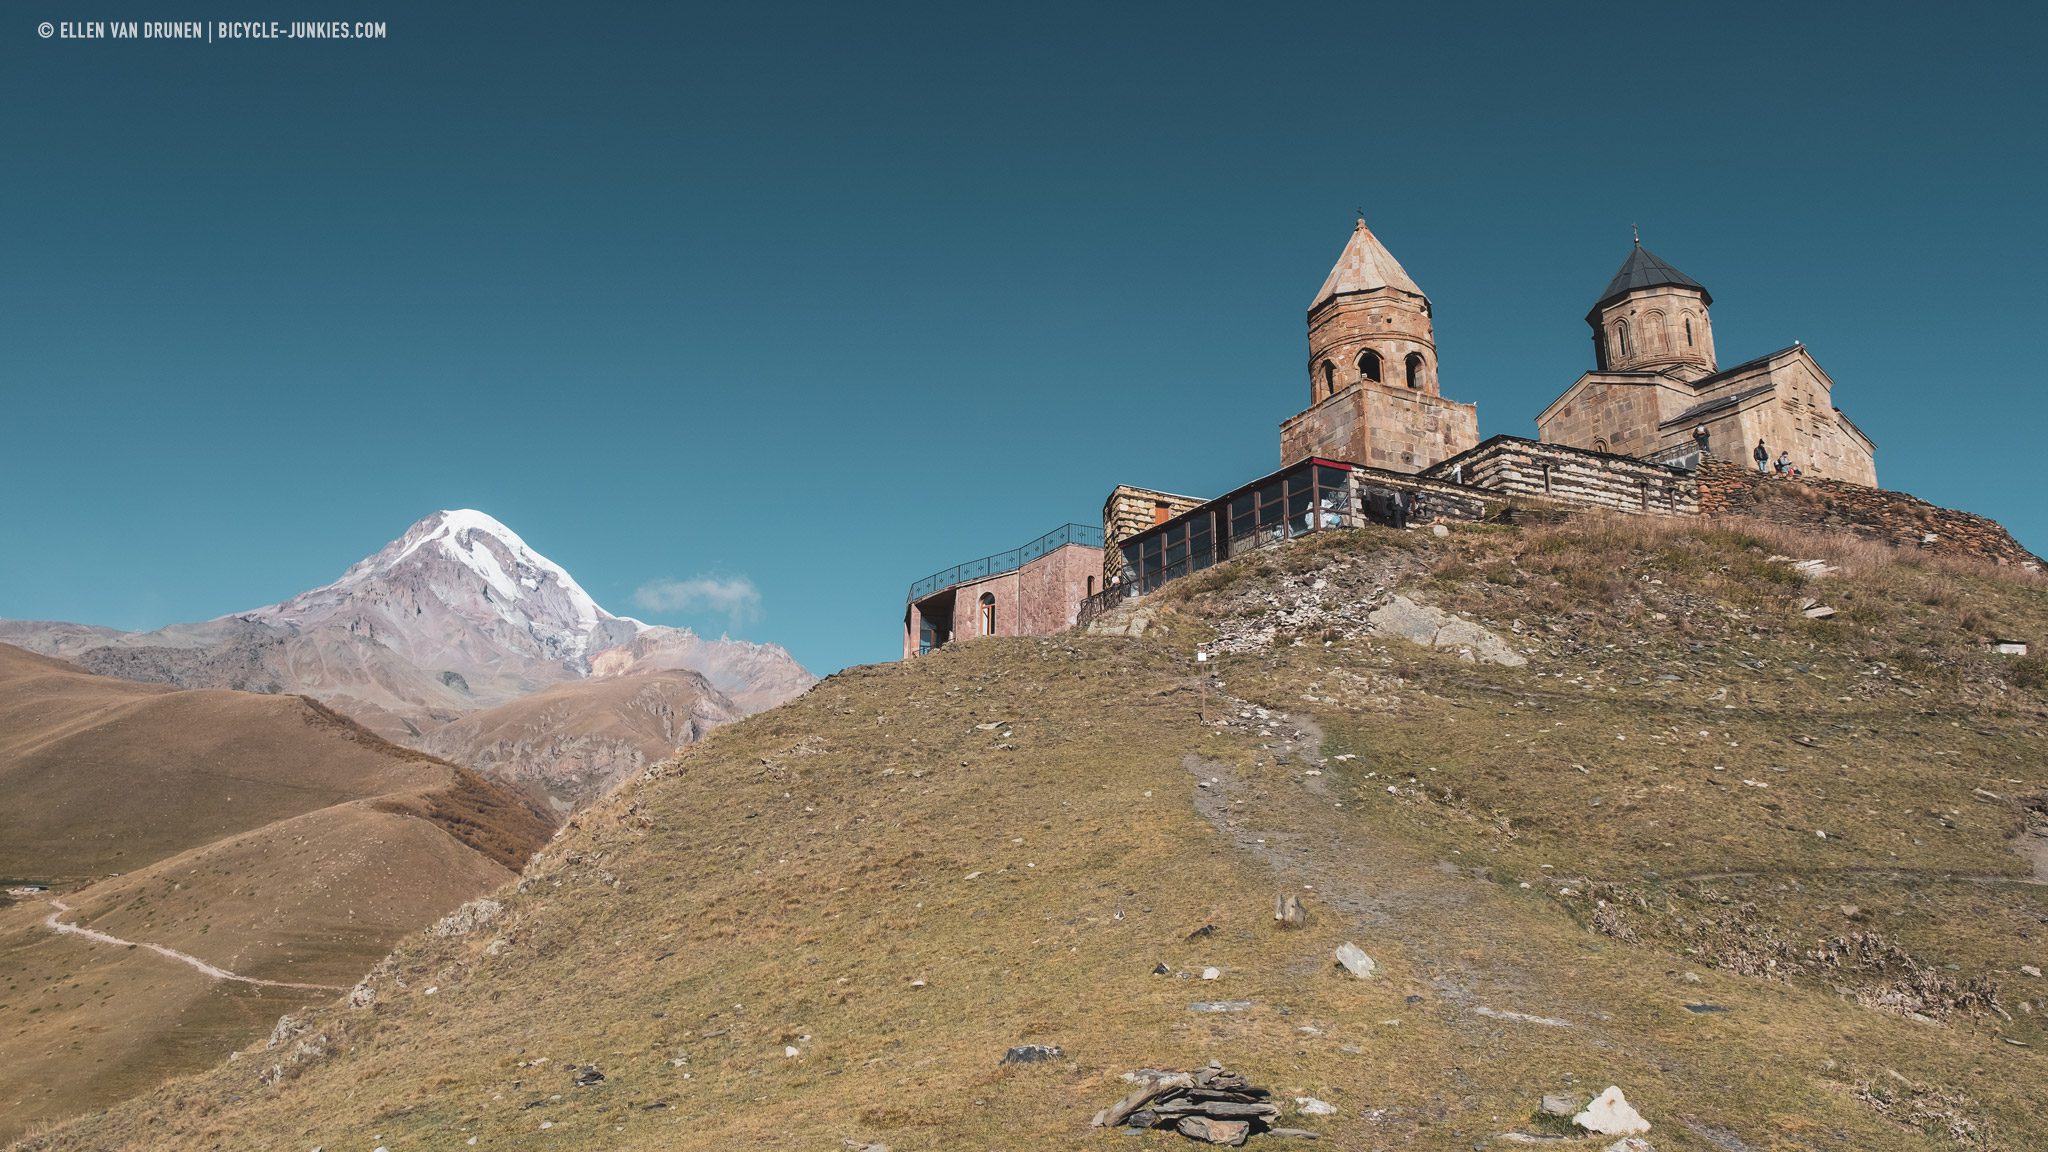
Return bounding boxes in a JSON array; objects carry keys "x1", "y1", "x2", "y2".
[
  {"x1": 1392, "y1": 489, "x2": 1410, "y2": 530},
  {"x1": 1753, "y1": 439, "x2": 1770, "y2": 473}
]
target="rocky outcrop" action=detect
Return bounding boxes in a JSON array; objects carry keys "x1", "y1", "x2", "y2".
[
  {"x1": 1366, "y1": 595, "x2": 1527, "y2": 666},
  {"x1": 419, "y1": 669, "x2": 744, "y2": 811},
  {"x1": 1697, "y1": 462, "x2": 2041, "y2": 568}
]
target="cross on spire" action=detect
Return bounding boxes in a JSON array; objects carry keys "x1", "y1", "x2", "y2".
[{"x1": 1631, "y1": 223, "x2": 1641, "y2": 245}]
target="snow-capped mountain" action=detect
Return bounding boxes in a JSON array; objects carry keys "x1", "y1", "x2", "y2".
[
  {"x1": 0, "y1": 511, "x2": 816, "y2": 793},
  {"x1": 245, "y1": 509, "x2": 633, "y2": 673}
]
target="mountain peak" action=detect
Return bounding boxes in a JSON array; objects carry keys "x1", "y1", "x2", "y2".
[
  {"x1": 380, "y1": 509, "x2": 603, "y2": 631},
  {"x1": 243, "y1": 509, "x2": 618, "y2": 667}
]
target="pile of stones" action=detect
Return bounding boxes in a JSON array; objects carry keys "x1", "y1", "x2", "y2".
[{"x1": 1091, "y1": 1061, "x2": 1317, "y2": 1146}]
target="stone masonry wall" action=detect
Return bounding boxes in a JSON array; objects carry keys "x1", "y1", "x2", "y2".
[
  {"x1": 1696, "y1": 461, "x2": 2041, "y2": 568},
  {"x1": 1427, "y1": 437, "x2": 1699, "y2": 516},
  {"x1": 1343, "y1": 464, "x2": 1501, "y2": 524},
  {"x1": 1015, "y1": 544, "x2": 1101, "y2": 634},
  {"x1": 1279, "y1": 385, "x2": 1479, "y2": 473},
  {"x1": 1103, "y1": 485, "x2": 1204, "y2": 586}
]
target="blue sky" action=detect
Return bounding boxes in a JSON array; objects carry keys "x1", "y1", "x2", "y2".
[{"x1": 3, "y1": 1, "x2": 2043, "y2": 674}]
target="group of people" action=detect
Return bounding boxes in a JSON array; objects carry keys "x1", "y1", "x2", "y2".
[
  {"x1": 1753, "y1": 439, "x2": 1802, "y2": 478},
  {"x1": 1362, "y1": 486, "x2": 1418, "y2": 529}
]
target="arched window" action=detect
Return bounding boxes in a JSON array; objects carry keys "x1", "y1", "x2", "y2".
[
  {"x1": 1614, "y1": 320, "x2": 1631, "y2": 359},
  {"x1": 1086, "y1": 575, "x2": 1096, "y2": 597},
  {"x1": 1320, "y1": 360, "x2": 1336, "y2": 397},
  {"x1": 979, "y1": 592, "x2": 996, "y2": 637},
  {"x1": 1593, "y1": 436, "x2": 1609, "y2": 453},
  {"x1": 1404, "y1": 352, "x2": 1425, "y2": 390},
  {"x1": 1683, "y1": 316, "x2": 1694, "y2": 346},
  {"x1": 1357, "y1": 349, "x2": 1381, "y2": 383}
]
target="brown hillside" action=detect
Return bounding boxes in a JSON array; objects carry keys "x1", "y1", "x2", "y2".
[
  {"x1": 13, "y1": 518, "x2": 2047, "y2": 1151},
  {"x1": 0, "y1": 644, "x2": 550, "y2": 1142},
  {"x1": 417, "y1": 669, "x2": 744, "y2": 812}
]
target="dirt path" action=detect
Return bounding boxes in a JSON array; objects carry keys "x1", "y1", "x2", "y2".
[
  {"x1": 43, "y1": 898, "x2": 346, "y2": 992},
  {"x1": 1190, "y1": 689, "x2": 1589, "y2": 1029}
]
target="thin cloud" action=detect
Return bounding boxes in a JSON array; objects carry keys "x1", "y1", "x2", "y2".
[{"x1": 631, "y1": 575, "x2": 762, "y2": 628}]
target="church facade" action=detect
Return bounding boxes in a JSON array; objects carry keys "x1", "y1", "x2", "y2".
[{"x1": 1535, "y1": 242, "x2": 1877, "y2": 485}]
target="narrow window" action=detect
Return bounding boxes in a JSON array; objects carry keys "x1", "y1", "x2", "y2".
[
  {"x1": 1684, "y1": 316, "x2": 1694, "y2": 346},
  {"x1": 979, "y1": 592, "x2": 996, "y2": 636},
  {"x1": 1404, "y1": 353, "x2": 1424, "y2": 390},
  {"x1": 1615, "y1": 320, "x2": 1631, "y2": 358},
  {"x1": 1357, "y1": 349, "x2": 1381, "y2": 383},
  {"x1": 1086, "y1": 575, "x2": 1096, "y2": 597},
  {"x1": 1321, "y1": 360, "x2": 1336, "y2": 397}
]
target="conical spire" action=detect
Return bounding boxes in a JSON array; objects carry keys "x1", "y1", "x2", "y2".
[
  {"x1": 1590, "y1": 240, "x2": 1709, "y2": 316},
  {"x1": 1310, "y1": 217, "x2": 1426, "y2": 311}
]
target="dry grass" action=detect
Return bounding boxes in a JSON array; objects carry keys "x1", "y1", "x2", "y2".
[
  {"x1": 12, "y1": 518, "x2": 2048, "y2": 1149},
  {"x1": 0, "y1": 644, "x2": 551, "y2": 1142}
]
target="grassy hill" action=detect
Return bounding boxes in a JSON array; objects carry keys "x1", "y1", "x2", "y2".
[
  {"x1": 0, "y1": 645, "x2": 551, "y2": 1141},
  {"x1": 12, "y1": 516, "x2": 2047, "y2": 1150}
]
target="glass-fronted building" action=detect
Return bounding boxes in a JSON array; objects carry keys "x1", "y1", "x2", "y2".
[{"x1": 1116, "y1": 458, "x2": 1356, "y2": 595}]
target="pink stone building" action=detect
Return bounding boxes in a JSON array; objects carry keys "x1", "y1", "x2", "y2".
[{"x1": 902, "y1": 525, "x2": 1104, "y2": 658}]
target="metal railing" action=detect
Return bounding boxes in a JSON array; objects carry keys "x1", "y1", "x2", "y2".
[{"x1": 907, "y1": 522, "x2": 1105, "y2": 602}]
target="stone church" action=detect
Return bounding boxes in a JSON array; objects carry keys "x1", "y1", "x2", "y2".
[
  {"x1": 1280, "y1": 219, "x2": 1876, "y2": 486},
  {"x1": 1536, "y1": 241, "x2": 1877, "y2": 485}
]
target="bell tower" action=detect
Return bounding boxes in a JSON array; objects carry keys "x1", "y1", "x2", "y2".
[
  {"x1": 1305, "y1": 216, "x2": 1440, "y2": 402},
  {"x1": 1281, "y1": 215, "x2": 1479, "y2": 472},
  {"x1": 1587, "y1": 238, "x2": 1717, "y2": 379}
]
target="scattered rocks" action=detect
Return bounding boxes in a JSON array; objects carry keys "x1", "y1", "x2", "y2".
[
  {"x1": 1274, "y1": 892, "x2": 1308, "y2": 929},
  {"x1": 1001, "y1": 1044, "x2": 1064, "y2": 1065},
  {"x1": 1293, "y1": 1097, "x2": 1337, "y2": 1115},
  {"x1": 1605, "y1": 1140, "x2": 1656, "y2": 1152},
  {"x1": 1093, "y1": 1063, "x2": 1293, "y2": 1145},
  {"x1": 428, "y1": 897, "x2": 505, "y2": 938},
  {"x1": 1474, "y1": 1005, "x2": 1570, "y2": 1027},
  {"x1": 1333, "y1": 942, "x2": 1376, "y2": 979},
  {"x1": 1573, "y1": 1086, "x2": 1650, "y2": 1136},
  {"x1": 1189, "y1": 1000, "x2": 1254, "y2": 1014},
  {"x1": 1202, "y1": 967, "x2": 1222, "y2": 981},
  {"x1": 1539, "y1": 1093, "x2": 1580, "y2": 1117},
  {"x1": 572, "y1": 1065, "x2": 605, "y2": 1087}
]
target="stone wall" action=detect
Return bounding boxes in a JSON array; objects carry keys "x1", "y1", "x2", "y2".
[
  {"x1": 1536, "y1": 375, "x2": 1692, "y2": 459},
  {"x1": 1696, "y1": 462, "x2": 2041, "y2": 568},
  {"x1": 1103, "y1": 485, "x2": 1204, "y2": 586},
  {"x1": 1343, "y1": 464, "x2": 1503, "y2": 524},
  {"x1": 1426, "y1": 436, "x2": 1699, "y2": 516},
  {"x1": 1279, "y1": 385, "x2": 1479, "y2": 474},
  {"x1": 1014, "y1": 543, "x2": 1101, "y2": 634}
]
